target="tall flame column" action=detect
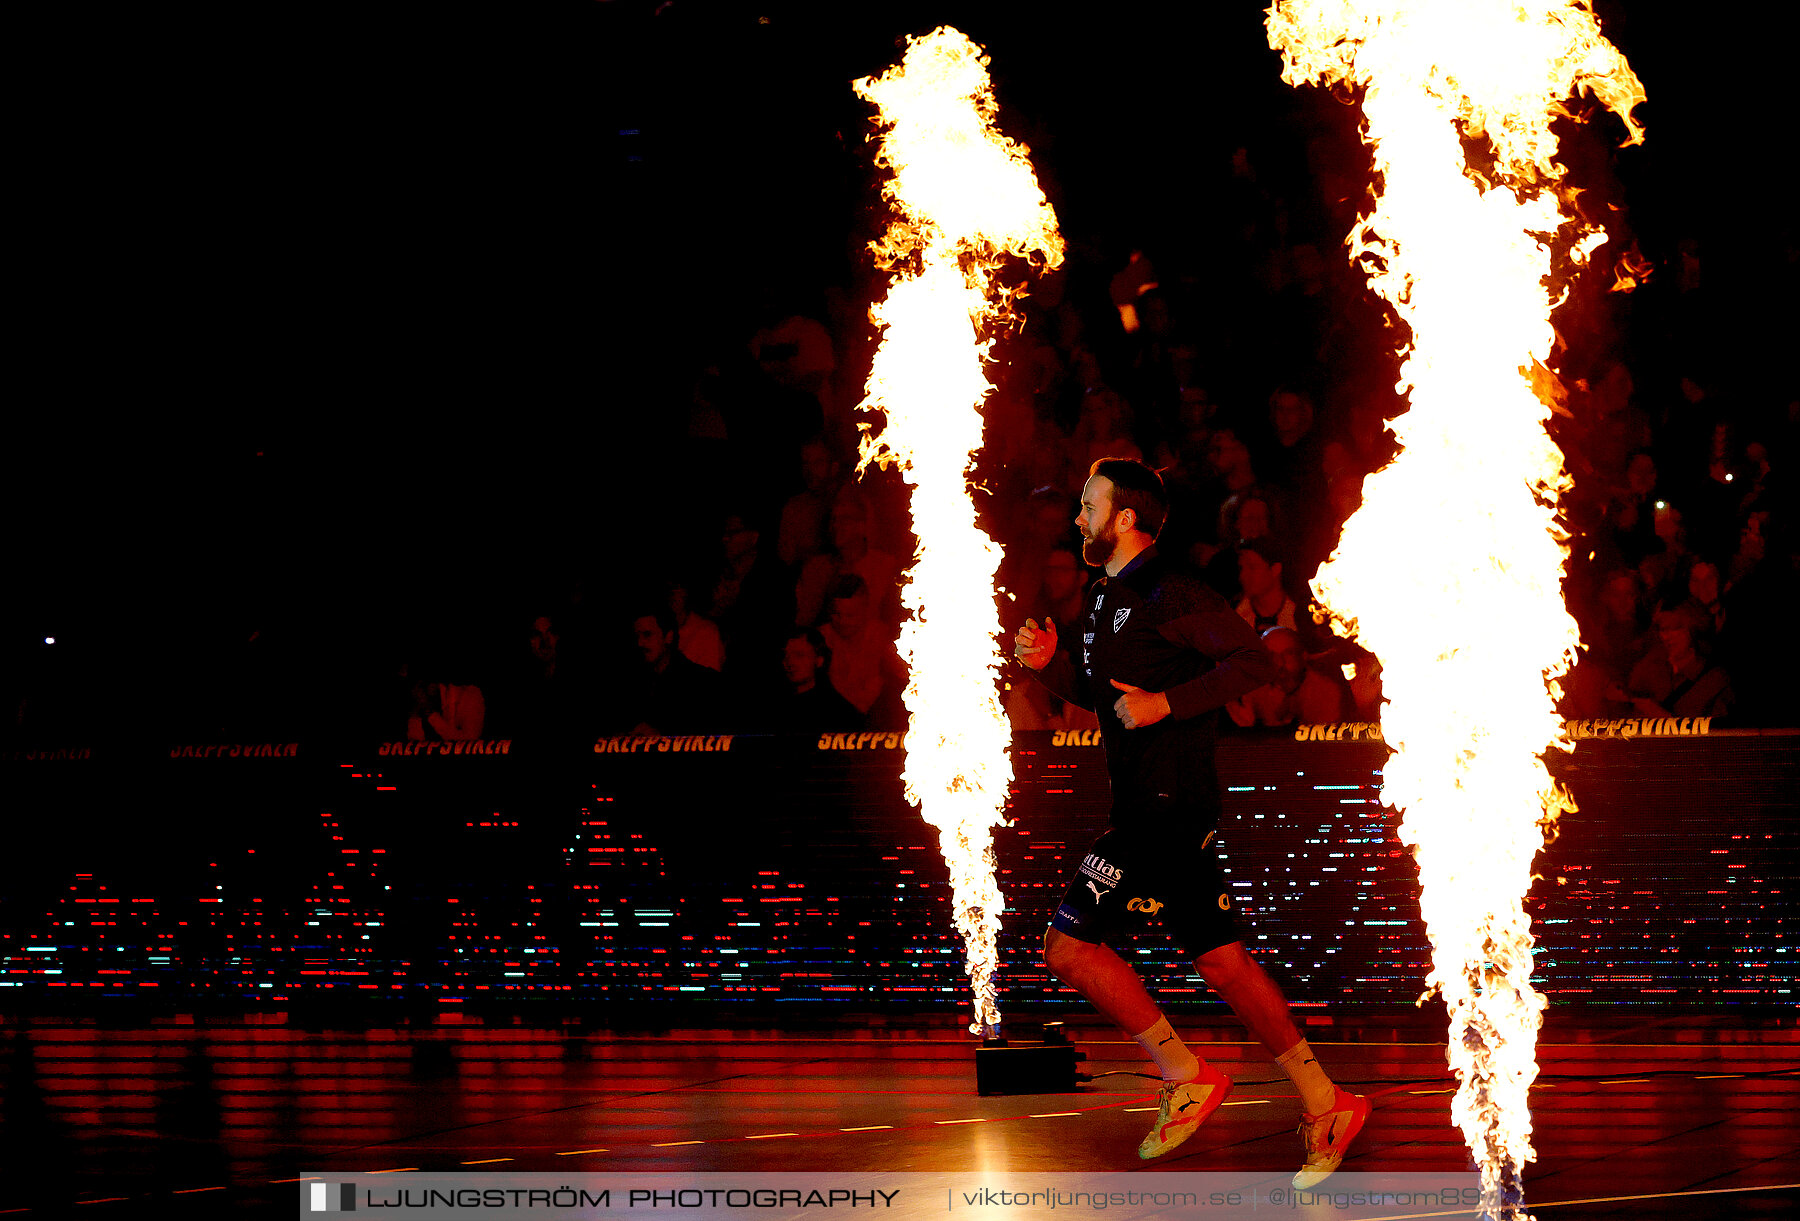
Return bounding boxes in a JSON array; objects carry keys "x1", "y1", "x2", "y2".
[
  {"x1": 1266, "y1": 2, "x2": 1643, "y2": 1215},
  {"x1": 853, "y1": 28, "x2": 1063, "y2": 1035}
]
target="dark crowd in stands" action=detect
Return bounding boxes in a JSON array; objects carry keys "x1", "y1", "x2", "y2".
[
  {"x1": 335, "y1": 155, "x2": 1794, "y2": 743},
  {"x1": 576, "y1": 180, "x2": 1792, "y2": 742},
  {"x1": 8, "y1": 146, "x2": 1795, "y2": 748}
]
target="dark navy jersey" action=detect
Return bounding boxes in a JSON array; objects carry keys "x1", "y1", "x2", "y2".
[{"x1": 1032, "y1": 546, "x2": 1272, "y2": 831}]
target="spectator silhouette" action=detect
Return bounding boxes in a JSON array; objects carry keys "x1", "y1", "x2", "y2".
[
  {"x1": 1037, "y1": 543, "x2": 1091, "y2": 631},
  {"x1": 1686, "y1": 560, "x2": 1728, "y2": 641},
  {"x1": 820, "y1": 575, "x2": 907, "y2": 730},
  {"x1": 1204, "y1": 425, "x2": 1260, "y2": 517},
  {"x1": 1637, "y1": 498, "x2": 1695, "y2": 607},
  {"x1": 998, "y1": 486, "x2": 1081, "y2": 637},
  {"x1": 668, "y1": 578, "x2": 724, "y2": 673},
  {"x1": 1344, "y1": 648, "x2": 1384, "y2": 722},
  {"x1": 1618, "y1": 601, "x2": 1733, "y2": 719},
  {"x1": 794, "y1": 493, "x2": 902, "y2": 630},
  {"x1": 1226, "y1": 626, "x2": 1346, "y2": 728},
  {"x1": 627, "y1": 606, "x2": 729, "y2": 735},
  {"x1": 407, "y1": 663, "x2": 486, "y2": 742},
  {"x1": 500, "y1": 613, "x2": 585, "y2": 740},
  {"x1": 1299, "y1": 439, "x2": 1367, "y2": 573},
  {"x1": 1218, "y1": 485, "x2": 1287, "y2": 548},
  {"x1": 770, "y1": 628, "x2": 864, "y2": 732},
  {"x1": 1066, "y1": 386, "x2": 1144, "y2": 487},
  {"x1": 1564, "y1": 569, "x2": 1650, "y2": 717},
  {"x1": 1200, "y1": 485, "x2": 1292, "y2": 598},
  {"x1": 777, "y1": 437, "x2": 843, "y2": 571},
  {"x1": 749, "y1": 301, "x2": 838, "y2": 433},
  {"x1": 1605, "y1": 449, "x2": 1663, "y2": 568},
  {"x1": 1109, "y1": 248, "x2": 1158, "y2": 334},
  {"x1": 1235, "y1": 539, "x2": 1302, "y2": 634},
  {"x1": 708, "y1": 509, "x2": 794, "y2": 690},
  {"x1": 1570, "y1": 361, "x2": 1653, "y2": 494},
  {"x1": 1258, "y1": 386, "x2": 1325, "y2": 494}
]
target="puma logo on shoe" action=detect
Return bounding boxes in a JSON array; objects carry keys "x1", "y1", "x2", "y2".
[{"x1": 1139, "y1": 1073, "x2": 1233, "y2": 1161}]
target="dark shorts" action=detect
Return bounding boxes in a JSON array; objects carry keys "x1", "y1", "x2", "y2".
[{"x1": 1050, "y1": 826, "x2": 1238, "y2": 957}]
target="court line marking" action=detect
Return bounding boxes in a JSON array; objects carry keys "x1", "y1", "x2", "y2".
[
  {"x1": 1596, "y1": 1078, "x2": 1649, "y2": 1084},
  {"x1": 171, "y1": 1187, "x2": 225, "y2": 1194},
  {"x1": 1123, "y1": 1100, "x2": 1269, "y2": 1112},
  {"x1": 48, "y1": 1068, "x2": 1772, "y2": 1183}
]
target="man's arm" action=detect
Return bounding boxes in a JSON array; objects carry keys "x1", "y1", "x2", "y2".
[
  {"x1": 1159, "y1": 603, "x2": 1275, "y2": 719},
  {"x1": 1014, "y1": 617, "x2": 1095, "y2": 710}
]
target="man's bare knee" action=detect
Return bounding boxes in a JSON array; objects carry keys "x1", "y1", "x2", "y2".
[
  {"x1": 1044, "y1": 927, "x2": 1092, "y2": 977},
  {"x1": 1196, "y1": 941, "x2": 1257, "y2": 990}
]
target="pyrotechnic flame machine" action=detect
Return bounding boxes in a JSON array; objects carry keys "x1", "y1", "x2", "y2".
[
  {"x1": 852, "y1": 26, "x2": 1062, "y2": 1040},
  {"x1": 1266, "y1": 2, "x2": 1644, "y2": 1215}
]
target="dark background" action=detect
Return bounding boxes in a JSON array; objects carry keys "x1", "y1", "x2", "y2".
[{"x1": 7, "y1": 1, "x2": 1791, "y2": 737}]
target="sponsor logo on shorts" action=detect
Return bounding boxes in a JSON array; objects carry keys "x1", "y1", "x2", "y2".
[
  {"x1": 1217, "y1": 893, "x2": 1231, "y2": 911},
  {"x1": 1084, "y1": 880, "x2": 1111, "y2": 903},
  {"x1": 1078, "y1": 854, "x2": 1123, "y2": 887},
  {"x1": 1126, "y1": 896, "x2": 1164, "y2": 914}
]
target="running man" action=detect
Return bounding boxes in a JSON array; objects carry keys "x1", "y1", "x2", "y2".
[{"x1": 1014, "y1": 458, "x2": 1368, "y2": 1183}]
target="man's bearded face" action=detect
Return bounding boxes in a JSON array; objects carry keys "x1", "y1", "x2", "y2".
[{"x1": 1081, "y1": 506, "x2": 1119, "y2": 567}]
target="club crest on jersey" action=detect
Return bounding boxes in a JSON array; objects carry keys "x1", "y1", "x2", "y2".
[{"x1": 1113, "y1": 608, "x2": 1131, "y2": 633}]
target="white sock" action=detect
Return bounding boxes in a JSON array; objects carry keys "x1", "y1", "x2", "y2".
[
  {"x1": 1277, "y1": 1039, "x2": 1338, "y2": 1115},
  {"x1": 1132, "y1": 1016, "x2": 1201, "y2": 1083}
]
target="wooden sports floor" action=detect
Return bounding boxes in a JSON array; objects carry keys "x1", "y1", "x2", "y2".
[{"x1": 2, "y1": 1012, "x2": 1793, "y2": 1218}]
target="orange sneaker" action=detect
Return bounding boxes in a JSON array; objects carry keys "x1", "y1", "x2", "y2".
[
  {"x1": 1293, "y1": 1087, "x2": 1370, "y2": 1187},
  {"x1": 1136, "y1": 1065, "x2": 1233, "y2": 1160}
]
